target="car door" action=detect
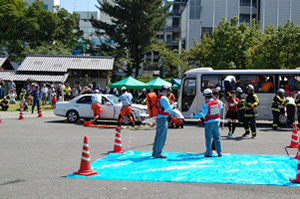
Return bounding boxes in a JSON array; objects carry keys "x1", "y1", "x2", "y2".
[
  {"x1": 100, "y1": 96, "x2": 115, "y2": 119},
  {"x1": 75, "y1": 96, "x2": 93, "y2": 118}
]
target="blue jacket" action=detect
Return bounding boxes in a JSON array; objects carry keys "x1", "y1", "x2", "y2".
[{"x1": 31, "y1": 89, "x2": 41, "y2": 100}]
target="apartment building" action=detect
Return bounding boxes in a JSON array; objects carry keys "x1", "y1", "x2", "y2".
[
  {"x1": 25, "y1": 0, "x2": 60, "y2": 12},
  {"x1": 76, "y1": 11, "x2": 100, "y2": 40},
  {"x1": 183, "y1": 0, "x2": 300, "y2": 49}
]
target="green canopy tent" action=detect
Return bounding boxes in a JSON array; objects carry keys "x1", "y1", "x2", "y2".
[
  {"x1": 146, "y1": 77, "x2": 172, "y2": 89},
  {"x1": 109, "y1": 76, "x2": 148, "y2": 89}
]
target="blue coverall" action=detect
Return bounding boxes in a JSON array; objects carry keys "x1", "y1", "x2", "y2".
[{"x1": 31, "y1": 89, "x2": 41, "y2": 114}]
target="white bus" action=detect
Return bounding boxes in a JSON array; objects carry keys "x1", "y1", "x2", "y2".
[{"x1": 178, "y1": 68, "x2": 300, "y2": 123}]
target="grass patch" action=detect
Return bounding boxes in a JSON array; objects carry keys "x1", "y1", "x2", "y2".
[{"x1": 1, "y1": 100, "x2": 54, "y2": 112}]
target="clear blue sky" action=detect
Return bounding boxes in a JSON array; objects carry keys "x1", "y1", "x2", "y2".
[{"x1": 60, "y1": 0, "x2": 99, "y2": 12}]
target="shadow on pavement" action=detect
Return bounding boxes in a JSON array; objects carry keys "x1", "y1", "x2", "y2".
[
  {"x1": 259, "y1": 128, "x2": 291, "y2": 132},
  {"x1": 44, "y1": 119, "x2": 118, "y2": 126}
]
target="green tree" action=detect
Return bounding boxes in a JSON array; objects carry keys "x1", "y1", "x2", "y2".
[
  {"x1": 91, "y1": 0, "x2": 170, "y2": 77},
  {"x1": 185, "y1": 17, "x2": 264, "y2": 69},
  {"x1": 25, "y1": 42, "x2": 72, "y2": 56},
  {"x1": 0, "y1": 0, "x2": 82, "y2": 62},
  {"x1": 147, "y1": 40, "x2": 187, "y2": 78},
  {"x1": 254, "y1": 21, "x2": 300, "y2": 69}
]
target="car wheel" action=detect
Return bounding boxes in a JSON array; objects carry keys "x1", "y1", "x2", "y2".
[
  {"x1": 279, "y1": 113, "x2": 287, "y2": 125},
  {"x1": 67, "y1": 110, "x2": 79, "y2": 123},
  {"x1": 122, "y1": 114, "x2": 138, "y2": 125},
  {"x1": 122, "y1": 115, "x2": 130, "y2": 125}
]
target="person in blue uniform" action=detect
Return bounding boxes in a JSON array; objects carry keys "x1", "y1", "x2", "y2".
[
  {"x1": 152, "y1": 85, "x2": 173, "y2": 158},
  {"x1": 198, "y1": 88, "x2": 223, "y2": 157}
]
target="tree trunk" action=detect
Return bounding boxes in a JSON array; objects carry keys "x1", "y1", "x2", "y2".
[{"x1": 134, "y1": 56, "x2": 140, "y2": 78}]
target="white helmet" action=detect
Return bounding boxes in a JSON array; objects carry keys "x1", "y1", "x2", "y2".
[
  {"x1": 121, "y1": 86, "x2": 127, "y2": 91},
  {"x1": 162, "y1": 84, "x2": 171, "y2": 91},
  {"x1": 277, "y1": 88, "x2": 285, "y2": 96},
  {"x1": 246, "y1": 84, "x2": 254, "y2": 91},
  {"x1": 236, "y1": 87, "x2": 242, "y2": 93},
  {"x1": 203, "y1": 88, "x2": 213, "y2": 97},
  {"x1": 296, "y1": 91, "x2": 300, "y2": 98},
  {"x1": 216, "y1": 87, "x2": 221, "y2": 92}
]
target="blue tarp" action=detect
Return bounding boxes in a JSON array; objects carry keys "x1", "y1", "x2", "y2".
[{"x1": 67, "y1": 151, "x2": 300, "y2": 186}]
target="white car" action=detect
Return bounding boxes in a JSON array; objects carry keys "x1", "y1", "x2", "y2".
[{"x1": 54, "y1": 94, "x2": 149, "y2": 124}]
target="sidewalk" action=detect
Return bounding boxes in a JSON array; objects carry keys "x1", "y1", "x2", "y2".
[{"x1": 0, "y1": 111, "x2": 56, "y2": 119}]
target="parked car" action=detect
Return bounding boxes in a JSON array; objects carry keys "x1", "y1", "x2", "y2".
[{"x1": 54, "y1": 94, "x2": 149, "y2": 124}]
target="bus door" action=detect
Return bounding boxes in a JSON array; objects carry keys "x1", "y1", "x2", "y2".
[{"x1": 181, "y1": 77, "x2": 197, "y2": 117}]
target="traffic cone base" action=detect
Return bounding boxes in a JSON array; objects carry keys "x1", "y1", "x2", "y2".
[
  {"x1": 75, "y1": 169, "x2": 98, "y2": 176},
  {"x1": 290, "y1": 177, "x2": 300, "y2": 184},
  {"x1": 286, "y1": 123, "x2": 298, "y2": 148},
  {"x1": 74, "y1": 136, "x2": 98, "y2": 176}
]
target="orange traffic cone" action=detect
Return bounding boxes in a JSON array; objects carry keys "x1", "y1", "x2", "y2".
[
  {"x1": 19, "y1": 107, "x2": 24, "y2": 120},
  {"x1": 290, "y1": 140, "x2": 300, "y2": 184},
  {"x1": 74, "y1": 136, "x2": 98, "y2": 176},
  {"x1": 287, "y1": 123, "x2": 298, "y2": 148},
  {"x1": 38, "y1": 107, "x2": 43, "y2": 118},
  {"x1": 112, "y1": 126, "x2": 123, "y2": 153}
]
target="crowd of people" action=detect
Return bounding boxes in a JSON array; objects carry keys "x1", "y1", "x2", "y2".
[{"x1": 0, "y1": 79, "x2": 119, "y2": 112}]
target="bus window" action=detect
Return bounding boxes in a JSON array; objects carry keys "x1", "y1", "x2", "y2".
[
  {"x1": 260, "y1": 76, "x2": 275, "y2": 93},
  {"x1": 201, "y1": 75, "x2": 221, "y2": 91},
  {"x1": 239, "y1": 75, "x2": 275, "y2": 93},
  {"x1": 280, "y1": 75, "x2": 300, "y2": 97},
  {"x1": 182, "y1": 78, "x2": 196, "y2": 112}
]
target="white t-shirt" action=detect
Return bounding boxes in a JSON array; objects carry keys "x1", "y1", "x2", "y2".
[
  {"x1": 41, "y1": 87, "x2": 48, "y2": 94},
  {"x1": 224, "y1": 75, "x2": 236, "y2": 83}
]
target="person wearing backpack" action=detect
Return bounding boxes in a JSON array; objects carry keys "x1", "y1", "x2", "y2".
[{"x1": 152, "y1": 85, "x2": 174, "y2": 159}]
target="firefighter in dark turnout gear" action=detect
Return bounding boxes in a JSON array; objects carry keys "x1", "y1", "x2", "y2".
[
  {"x1": 236, "y1": 87, "x2": 246, "y2": 126},
  {"x1": 271, "y1": 89, "x2": 285, "y2": 130},
  {"x1": 295, "y1": 91, "x2": 300, "y2": 128},
  {"x1": 243, "y1": 84, "x2": 259, "y2": 139}
]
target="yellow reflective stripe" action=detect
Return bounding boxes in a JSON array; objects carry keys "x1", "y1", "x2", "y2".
[
  {"x1": 271, "y1": 108, "x2": 280, "y2": 112},
  {"x1": 245, "y1": 114, "x2": 258, "y2": 117}
]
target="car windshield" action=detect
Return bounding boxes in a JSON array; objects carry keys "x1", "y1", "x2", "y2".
[{"x1": 107, "y1": 95, "x2": 121, "y2": 104}]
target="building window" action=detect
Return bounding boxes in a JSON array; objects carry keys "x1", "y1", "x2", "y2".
[
  {"x1": 202, "y1": 27, "x2": 213, "y2": 37},
  {"x1": 189, "y1": 0, "x2": 201, "y2": 19},
  {"x1": 239, "y1": 14, "x2": 251, "y2": 23},
  {"x1": 43, "y1": 4, "x2": 48, "y2": 10},
  {"x1": 240, "y1": 0, "x2": 257, "y2": 8}
]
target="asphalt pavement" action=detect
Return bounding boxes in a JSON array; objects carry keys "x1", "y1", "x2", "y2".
[{"x1": 0, "y1": 114, "x2": 300, "y2": 199}]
